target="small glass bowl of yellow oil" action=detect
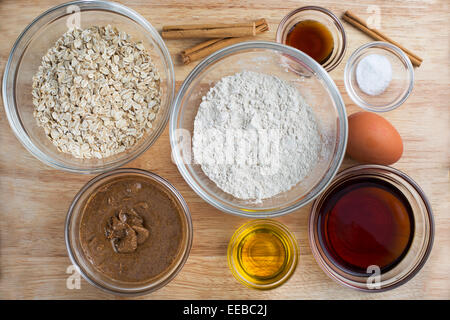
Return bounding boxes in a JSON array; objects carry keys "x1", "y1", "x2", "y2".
[{"x1": 227, "y1": 220, "x2": 299, "y2": 290}]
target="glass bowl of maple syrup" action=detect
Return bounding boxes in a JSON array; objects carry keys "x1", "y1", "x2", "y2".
[
  {"x1": 309, "y1": 165, "x2": 434, "y2": 292},
  {"x1": 276, "y1": 6, "x2": 347, "y2": 72}
]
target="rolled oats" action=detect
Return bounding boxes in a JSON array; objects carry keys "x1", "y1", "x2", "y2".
[{"x1": 32, "y1": 25, "x2": 161, "y2": 159}]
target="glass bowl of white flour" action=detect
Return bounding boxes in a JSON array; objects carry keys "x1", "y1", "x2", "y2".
[{"x1": 170, "y1": 41, "x2": 347, "y2": 217}]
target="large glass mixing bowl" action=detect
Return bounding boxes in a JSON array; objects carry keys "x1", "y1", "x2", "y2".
[
  {"x1": 2, "y1": 0, "x2": 174, "y2": 173},
  {"x1": 170, "y1": 41, "x2": 347, "y2": 217}
]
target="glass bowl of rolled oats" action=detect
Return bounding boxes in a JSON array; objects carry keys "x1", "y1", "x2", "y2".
[{"x1": 2, "y1": 0, "x2": 174, "y2": 173}]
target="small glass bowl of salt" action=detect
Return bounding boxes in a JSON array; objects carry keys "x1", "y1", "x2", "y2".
[{"x1": 344, "y1": 41, "x2": 414, "y2": 112}]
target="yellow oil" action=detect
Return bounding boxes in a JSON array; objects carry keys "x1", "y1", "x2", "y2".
[{"x1": 228, "y1": 220, "x2": 298, "y2": 289}]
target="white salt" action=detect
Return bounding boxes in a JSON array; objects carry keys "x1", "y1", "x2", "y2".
[{"x1": 356, "y1": 54, "x2": 392, "y2": 96}]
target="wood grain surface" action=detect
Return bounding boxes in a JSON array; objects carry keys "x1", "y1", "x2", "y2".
[{"x1": 0, "y1": 0, "x2": 448, "y2": 300}]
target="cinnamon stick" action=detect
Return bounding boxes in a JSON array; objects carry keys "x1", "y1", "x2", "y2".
[
  {"x1": 163, "y1": 18, "x2": 267, "y2": 31},
  {"x1": 180, "y1": 22, "x2": 269, "y2": 64},
  {"x1": 342, "y1": 11, "x2": 423, "y2": 67},
  {"x1": 181, "y1": 38, "x2": 224, "y2": 56},
  {"x1": 181, "y1": 37, "x2": 251, "y2": 64},
  {"x1": 171, "y1": 18, "x2": 269, "y2": 64},
  {"x1": 255, "y1": 22, "x2": 269, "y2": 33},
  {"x1": 162, "y1": 26, "x2": 257, "y2": 39},
  {"x1": 162, "y1": 18, "x2": 267, "y2": 39}
]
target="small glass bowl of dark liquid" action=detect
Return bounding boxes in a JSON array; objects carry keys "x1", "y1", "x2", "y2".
[
  {"x1": 276, "y1": 6, "x2": 347, "y2": 72},
  {"x1": 309, "y1": 165, "x2": 434, "y2": 292}
]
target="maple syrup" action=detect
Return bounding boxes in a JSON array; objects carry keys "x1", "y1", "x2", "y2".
[
  {"x1": 317, "y1": 177, "x2": 414, "y2": 276},
  {"x1": 286, "y1": 19, "x2": 334, "y2": 64}
]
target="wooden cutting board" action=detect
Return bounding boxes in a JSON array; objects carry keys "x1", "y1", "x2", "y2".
[{"x1": 0, "y1": 0, "x2": 448, "y2": 299}]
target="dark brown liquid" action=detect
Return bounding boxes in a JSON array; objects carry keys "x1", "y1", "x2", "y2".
[
  {"x1": 318, "y1": 177, "x2": 414, "y2": 276},
  {"x1": 286, "y1": 20, "x2": 334, "y2": 64}
]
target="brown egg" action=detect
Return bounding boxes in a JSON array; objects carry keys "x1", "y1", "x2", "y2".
[{"x1": 347, "y1": 112, "x2": 403, "y2": 165}]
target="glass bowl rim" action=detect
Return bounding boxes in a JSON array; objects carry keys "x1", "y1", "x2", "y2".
[
  {"x1": 275, "y1": 5, "x2": 347, "y2": 72},
  {"x1": 344, "y1": 41, "x2": 414, "y2": 113},
  {"x1": 169, "y1": 40, "x2": 348, "y2": 218},
  {"x1": 308, "y1": 164, "x2": 435, "y2": 292},
  {"x1": 64, "y1": 167, "x2": 193, "y2": 296},
  {"x1": 227, "y1": 219, "x2": 299, "y2": 290},
  {"x1": 2, "y1": 0, "x2": 175, "y2": 174}
]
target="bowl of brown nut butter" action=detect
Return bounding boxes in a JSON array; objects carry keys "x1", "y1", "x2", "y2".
[{"x1": 65, "y1": 168, "x2": 192, "y2": 296}]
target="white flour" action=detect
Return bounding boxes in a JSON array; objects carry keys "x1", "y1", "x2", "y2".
[{"x1": 192, "y1": 71, "x2": 322, "y2": 201}]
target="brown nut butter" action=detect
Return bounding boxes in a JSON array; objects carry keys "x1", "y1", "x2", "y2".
[{"x1": 79, "y1": 176, "x2": 184, "y2": 283}]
